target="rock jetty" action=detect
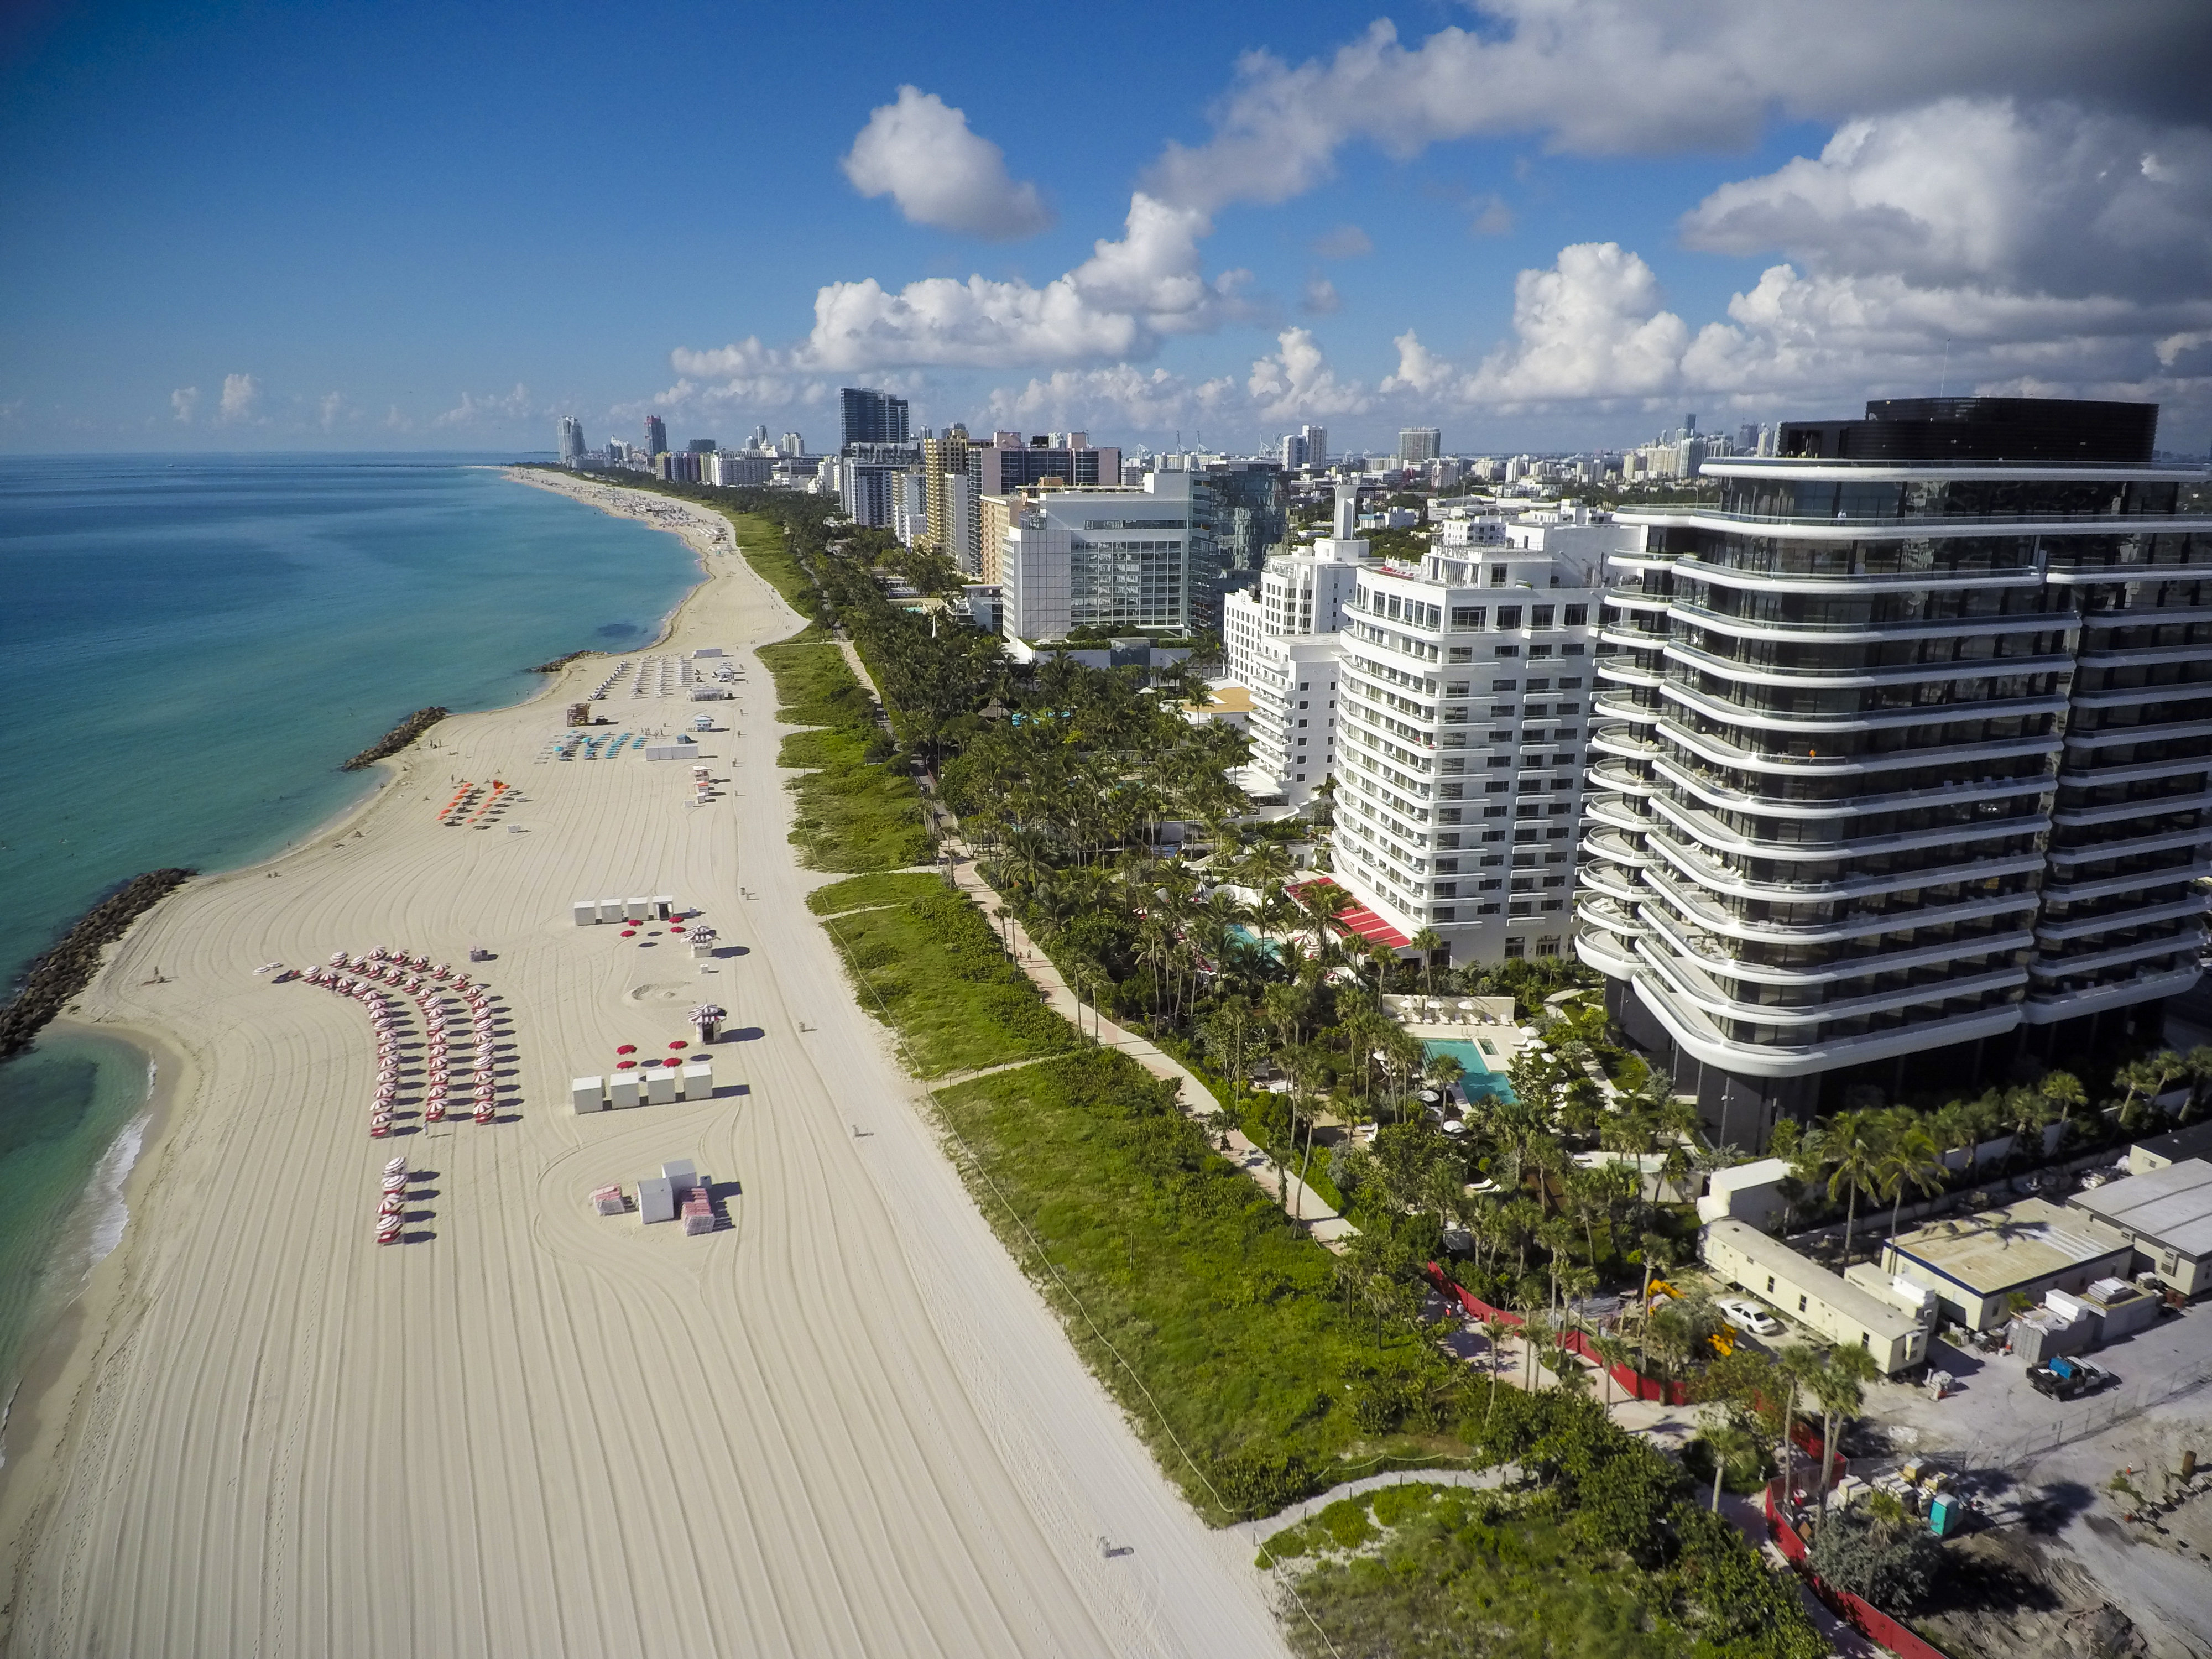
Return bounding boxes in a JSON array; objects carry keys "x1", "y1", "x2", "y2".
[
  {"x1": 343, "y1": 707, "x2": 447, "y2": 770},
  {"x1": 0, "y1": 868, "x2": 195, "y2": 1057}
]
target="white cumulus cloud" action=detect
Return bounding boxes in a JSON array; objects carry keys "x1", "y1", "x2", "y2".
[
  {"x1": 842, "y1": 85, "x2": 1052, "y2": 240},
  {"x1": 432, "y1": 384, "x2": 534, "y2": 427},
  {"x1": 1142, "y1": 4, "x2": 2207, "y2": 213},
  {"x1": 170, "y1": 386, "x2": 199, "y2": 424},
  {"x1": 218, "y1": 373, "x2": 258, "y2": 422},
  {"x1": 1246, "y1": 327, "x2": 1371, "y2": 421}
]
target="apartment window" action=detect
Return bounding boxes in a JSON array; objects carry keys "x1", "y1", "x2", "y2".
[
  {"x1": 1497, "y1": 606, "x2": 1524, "y2": 628},
  {"x1": 1563, "y1": 604, "x2": 1588, "y2": 626},
  {"x1": 1491, "y1": 680, "x2": 1518, "y2": 693},
  {"x1": 1387, "y1": 595, "x2": 1402, "y2": 619},
  {"x1": 1765, "y1": 1276, "x2": 1775, "y2": 1295},
  {"x1": 1562, "y1": 643, "x2": 1585, "y2": 655},
  {"x1": 1535, "y1": 936, "x2": 1559, "y2": 957},
  {"x1": 1494, "y1": 645, "x2": 1519, "y2": 659},
  {"x1": 1531, "y1": 605, "x2": 1554, "y2": 628},
  {"x1": 1478, "y1": 903, "x2": 1501, "y2": 915},
  {"x1": 1448, "y1": 646, "x2": 1473, "y2": 662},
  {"x1": 1504, "y1": 937, "x2": 1525, "y2": 958},
  {"x1": 1489, "y1": 565, "x2": 1508, "y2": 587},
  {"x1": 1798, "y1": 1295, "x2": 1809, "y2": 1313},
  {"x1": 1525, "y1": 678, "x2": 1550, "y2": 692},
  {"x1": 1450, "y1": 606, "x2": 1485, "y2": 628}
]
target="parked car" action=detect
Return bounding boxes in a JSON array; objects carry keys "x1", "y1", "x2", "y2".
[
  {"x1": 2028, "y1": 1356, "x2": 2114, "y2": 1400},
  {"x1": 1716, "y1": 1296, "x2": 1783, "y2": 1337}
]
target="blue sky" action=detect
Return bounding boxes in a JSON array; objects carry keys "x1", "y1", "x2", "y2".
[{"x1": 4, "y1": 1, "x2": 2208, "y2": 455}]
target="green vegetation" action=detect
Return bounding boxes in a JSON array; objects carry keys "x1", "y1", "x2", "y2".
[
  {"x1": 820, "y1": 885, "x2": 1072, "y2": 1077},
  {"x1": 1261, "y1": 1402, "x2": 1822, "y2": 1658},
  {"x1": 724, "y1": 509, "x2": 812, "y2": 608},
  {"x1": 755, "y1": 638, "x2": 930, "y2": 873},
  {"x1": 934, "y1": 1051, "x2": 1481, "y2": 1520},
  {"x1": 806, "y1": 872, "x2": 943, "y2": 917}
]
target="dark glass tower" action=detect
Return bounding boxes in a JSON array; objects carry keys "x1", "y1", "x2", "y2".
[
  {"x1": 839, "y1": 387, "x2": 911, "y2": 450},
  {"x1": 1576, "y1": 397, "x2": 2211, "y2": 1146}
]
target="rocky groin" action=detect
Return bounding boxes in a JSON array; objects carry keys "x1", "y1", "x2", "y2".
[
  {"x1": 0, "y1": 868, "x2": 195, "y2": 1057},
  {"x1": 342, "y1": 707, "x2": 447, "y2": 770}
]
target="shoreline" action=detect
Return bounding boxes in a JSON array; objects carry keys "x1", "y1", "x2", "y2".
[
  {"x1": 0, "y1": 472, "x2": 1285, "y2": 1656},
  {"x1": 0, "y1": 471, "x2": 727, "y2": 1588}
]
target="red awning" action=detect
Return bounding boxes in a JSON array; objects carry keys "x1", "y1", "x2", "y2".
[{"x1": 1287, "y1": 881, "x2": 1411, "y2": 950}]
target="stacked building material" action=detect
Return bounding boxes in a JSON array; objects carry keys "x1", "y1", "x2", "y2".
[
  {"x1": 591, "y1": 1183, "x2": 625, "y2": 1217},
  {"x1": 680, "y1": 1188, "x2": 713, "y2": 1235}
]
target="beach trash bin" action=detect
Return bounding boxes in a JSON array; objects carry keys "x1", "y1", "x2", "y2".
[
  {"x1": 572, "y1": 900, "x2": 598, "y2": 927},
  {"x1": 609, "y1": 1074, "x2": 643, "y2": 1109},
  {"x1": 646, "y1": 1068, "x2": 677, "y2": 1105},
  {"x1": 571, "y1": 1076, "x2": 607, "y2": 1114},
  {"x1": 625, "y1": 897, "x2": 650, "y2": 922},
  {"x1": 682, "y1": 1061, "x2": 713, "y2": 1099},
  {"x1": 598, "y1": 898, "x2": 625, "y2": 924},
  {"x1": 637, "y1": 1176, "x2": 676, "y2": 1224}
]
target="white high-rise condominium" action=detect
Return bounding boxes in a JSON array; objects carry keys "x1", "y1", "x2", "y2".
[
  {"x1": 1400, "y1": 427, "x2": 1442, "y2": 464},
  {"x1": 1220, "y1": 485, "x2": 1365, "y2": 809},
  {"x1": 557, "y1": 415, "x2": 586, "y2": 465},
  {"x1": 1333, "y1": 498, "x2": 1612, "y2": 962},
  {"x1": 995, "y1": 469, "x2": 1196, "y2": 641},
  {"x1": 1577, "y1": 396, "x2": 2212, "y2": 1149}
]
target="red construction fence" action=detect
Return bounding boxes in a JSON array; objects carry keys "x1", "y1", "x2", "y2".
[
  {"x1": 1765, "y1": 1484, "x2": 1950, "y2": 1659},
  {"x1": 1425, "y1": 1262, "x2": 1693, "y2": 1406}
]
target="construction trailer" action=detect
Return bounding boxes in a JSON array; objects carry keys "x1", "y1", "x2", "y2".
[
  {"x1": 1702, "y1": 1218, "x2": 1928, "y2": 1375},
  {"x1": 2067, "y1": 1157, "x2": 2212, "y2": 1297}
]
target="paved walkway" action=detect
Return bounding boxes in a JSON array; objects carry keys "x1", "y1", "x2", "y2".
[{"x1": 941, "y1": 844, "x2": 1358, "y2": 1248}]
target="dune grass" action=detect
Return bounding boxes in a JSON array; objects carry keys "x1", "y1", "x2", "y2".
[
  {"x1": 932, "y1": 1051, "x2": 1473, "y2": 1522},
  {"x1": 724, "y1": 510, "x2": 813, "y2": 610},
  {"x1": 757, "y1": 638, "x2": 929, "y2": 873},
  {"x1": 806, "y1": 872, "x2": 946, "y2": 917},
  {"x1": 819, "y1": 885, "x2": 1073, "y2": 1077}
]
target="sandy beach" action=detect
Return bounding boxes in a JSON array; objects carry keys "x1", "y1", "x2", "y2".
[{"x1": 0, "y1": 473, "x2": 1286, "y2": 1657}]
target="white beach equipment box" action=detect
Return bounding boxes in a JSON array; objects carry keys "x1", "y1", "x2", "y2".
[
  {"x1": 609, "y1": 1074, "x2": 643, "y2": 1109},
  {"x1": 646, "y1": 1069, "x2": 677, "y2": 1105},
  {"x1": 571, "y1": 1076, "x2": 606, "y2": 1113},
  {"x1": 637, "y1": 1176, "x2": 676, "y2": 1225},
  {"x1": 681, "y1": 1061, "x2": 713, "y2": 1099},
  {"x1": 571, "y1": 901, "x2": 598, "y2": 927},
  {"x1": 598, "y1": 898, "x2": 625, "y2": 923}
]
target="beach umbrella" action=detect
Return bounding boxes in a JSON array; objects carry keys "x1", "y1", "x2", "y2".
[
  {"x1": 668, "y1": 1040, "x2": 687, "y2": 1050},
  {"x1": 385, "y1": 1156, "x2": 406, "y2": 1176},
  {"x1": 617, "y1": 1044, "x2": 636, "y2": 1055},
  {"x1": 329, "y1": 951, "x2": 346, "y2": 966}
]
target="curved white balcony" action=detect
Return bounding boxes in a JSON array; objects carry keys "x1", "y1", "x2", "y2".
[
  {"x1": 1645, "y1": 825, "x2": 2047, "y2": 906},
  {"x1": 1672, "y1": 556, "x2": 2043, "y2": 594},
  {"x1": 1651, "y1": 752, "x2": 2053, "y2": 821},
  {"x1": 2052, "y1": 789, "x2": 2212, "y2": 828},
  {"x1": 1591, "y1": 723, "x2": 1661, "y2": 760},
  {"x1": 2031, "y1": 926, "x2": 2204, "y2": 977},
  {"x1": 1575, "y1": 925, "x2": 1641, "y2": 978},
  {"x1": 2018, "y1": 962, "x2": 2205, "y2": 1024},
  {"x1": 2063, "y1": 716, "x2": 2212, "y2": 753},
  {"x1": 2070, "y1": 682, "x2": 2212, "y2": 712},
  {"x1": 1577, "y1": 860, "x2": 1645, "y2": 905},
  {"x1": 1645, "y1": 790, "x2": 2050, "y2": 865},
  {"x1": 2059, "y1": 753, "x2": 2212, "y2": 789},
  {"x1": 1661, "y1": 678, "x2": 2069, "y2": 738},
  {"x1": 1582, "y1": 827, "x2": 1652, "y2": 868},
  {"x1": 2044, "y1": 822, "x2": 2212, "y2": 865},
  {"x1": 1584, "y1": 792, "x2": 1649, "y2": 834},
  {"x1": 1639, "y1": 862, "x2": 2039, "y2": 948},
  {"x1": 1593, "y1": 688, "x2": 1658, "y2": 722},
  {"x1": 1639, "y1": 898, "x2": 2034, "y2": 989},
  {"x1": 1668, "y1": 600, "x2": 2067, "y2": 646},
  {"x1": 1596, "y1": 657, "x2": 1664, "y2": 690},
  {"x1": 1589, "y1": 757, "x2": 1658, "y2": 796},
  {"x1": 1663, "y1": 639, "x2": 2073, "y2": 691},
  {"x1": 2038, "y1": 860, "x2": 2212, "y2": 904},
  {"x1": 1656, "y1": 714, "x2": 2059, "y2": 782}
]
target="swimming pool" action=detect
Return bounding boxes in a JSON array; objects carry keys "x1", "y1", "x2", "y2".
[
  {"x1": 1422, "y1": 1038, "x2": 1515, "y2": 1104},
  {"x1": 1223, "y1": 922, "x2": 1286, "y2": 962}
]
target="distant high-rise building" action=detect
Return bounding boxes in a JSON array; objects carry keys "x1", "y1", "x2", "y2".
[
  {"x1": 644, "y1": 415, "x2": 669, "y2": 456},
  {"x1": 558, "y1": 415, "x2": 587, "y2": 466},
  {"x1": 779, "y1": 432, "x2": 805, "y2": 456},
  {"x1": 1736, "y1": 422, "x2": 1759, "y2": 455},
  {"x1": 1302, "y1": 424, "x2": 1328, "y2": 468},
  {"x1": 687, "y1": 437, "x2": 716, "y2": 454},
  {"x1": 971, "y1": 431, "x2": 1119, "y2": 495},
  {"x1": 1280, "y1": 432, "x2": 1307, "y2": 470},
  {"x1": 1399, "y1": 427, "x2": 1442, "y2": 464},
  {"x1": 748, "y1": 424, "x2": 771, "y2": 450},
  {"x1": 839, "y1": 387, "x2": 911, "y2": 450},
  {"x1": 921, "y1": 427, "x2": 982, "y2": 573}
]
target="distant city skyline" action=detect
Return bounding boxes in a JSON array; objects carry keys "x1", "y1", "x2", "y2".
[{"x1": 3, "y1": 2, "x2": 2208, "y2": 454}]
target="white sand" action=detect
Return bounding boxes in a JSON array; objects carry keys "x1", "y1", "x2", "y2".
[{"x1": 0, "y1": 477, "x2": 1286, "y2": 1657}]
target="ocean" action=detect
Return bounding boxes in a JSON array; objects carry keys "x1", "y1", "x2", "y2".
[{"x1": 0, "y1": 454, "x2": 701, "y2": 1410}]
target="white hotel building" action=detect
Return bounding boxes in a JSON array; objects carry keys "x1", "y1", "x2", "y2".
[
  {"x1": 1331, "y1": 507, "x2": 1613, "y2": 963},
  {"x1": 1221, "y1": 501, "x2": 1362, "y2": 808}
]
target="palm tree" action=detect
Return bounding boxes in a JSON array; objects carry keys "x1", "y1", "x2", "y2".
[
  {"x1": 2039, "y1": 1069, "x2": 2088, "y2": 1147},
  {"x1": 1480, "y1": 1314, "x2": 1516, "y2": 1419},
  {"x1": 1811, "y1": 1344, "x2": 1880, "y2": 1510},
  {"x1": 2184, "y1": 1047, "x2": 2212, "y2": 1119},
  {"x1": 1700, "y1": 1421, "x2": 1760, "y2": 1512},
  {"x1": 1875, "y1": 1121, "x2": 1947, "y2": 1239},
  {"x1": 1821, "y1": 1110, "x2": 1888, "y2": 1266},
  {"x1": 1635, "y1": 1231, "x2": 1677, "y2": 1364},
  {"x1": 1408, "y1": 926, "x2": 1445, "y2": 997},
  {"x1": 1591, "y1": 1333, "x2": 1636, "y2": 1416},
  {"x1": 1773, "y1": 1343, "x2": 1827, "y2": 1506}
]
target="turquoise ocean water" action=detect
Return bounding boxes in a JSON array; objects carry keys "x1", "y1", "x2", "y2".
[{"x1": 0, "y1": 455, "x2": 699, "y2": 1408}]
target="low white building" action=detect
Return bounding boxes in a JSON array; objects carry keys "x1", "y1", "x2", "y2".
[{"x1": 1238, "y1": 635, "x2": 1343, "y2": 809}]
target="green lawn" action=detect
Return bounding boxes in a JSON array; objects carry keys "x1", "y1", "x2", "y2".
[
  {"x1": 819, "y1": 886, "x2": 1074, "y2": 1076},
  {"x1": 932, "y1": 1052, "x2": 1477, "y2": 1522},
  {"x1": 757, "y1": 638, "x2": 930, "y2": 872}
]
